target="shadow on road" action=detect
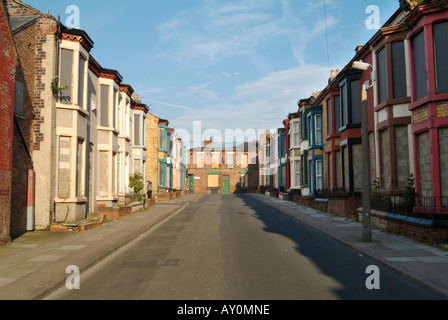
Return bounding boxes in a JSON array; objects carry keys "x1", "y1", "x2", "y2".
[{"x1": 231, "y1": 194, "x2": 438, "y2": 300}]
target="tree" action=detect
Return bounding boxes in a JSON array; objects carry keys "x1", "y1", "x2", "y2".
[{"x1": 129, "y1": 173, "x2": 144, "y2": 202}]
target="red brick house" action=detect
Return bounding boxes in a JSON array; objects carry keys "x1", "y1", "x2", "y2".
[
  {"x1": 404, "y1": 1, "x2": 448, "y2": 213},
  {"x1": 0, "y1": 0, "x2": 18, "y2": 244},
  {"x1": 187, "y1": 138, "x2": 259, "y2": 194}
]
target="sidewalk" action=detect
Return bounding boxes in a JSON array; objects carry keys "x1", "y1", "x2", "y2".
[
  {"x1": 0, "y1": 194, "x2": 202, "y2": 300},
  {"x1": 249, "y1": 193, "x2": 448, "y2": 300}
]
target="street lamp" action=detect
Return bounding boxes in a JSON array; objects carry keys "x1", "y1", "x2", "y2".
[{"x1": 352, "y1": 60, "x2": 375, "y2": 243}]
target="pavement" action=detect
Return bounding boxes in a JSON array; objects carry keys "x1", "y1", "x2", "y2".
[
  {"x1": 0, "y1": 192, "x2": 447, "y2": 300},
  {"x1": 0, "y1": 194, "x2": 202, "y2": 300}
]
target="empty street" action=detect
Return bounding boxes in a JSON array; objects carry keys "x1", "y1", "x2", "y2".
[{"x1": 46, "y1": 194, "x2": 439, "y2": 300}]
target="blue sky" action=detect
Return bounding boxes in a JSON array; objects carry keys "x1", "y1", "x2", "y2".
[{"x1": 27, "y1": 0, "x2": 399, "y2": 143}]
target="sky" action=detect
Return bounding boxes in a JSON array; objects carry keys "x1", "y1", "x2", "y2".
[{"x1": 27, "y1": 0, "x2": 399, "y2": 145}]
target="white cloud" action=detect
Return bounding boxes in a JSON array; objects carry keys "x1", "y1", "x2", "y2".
[
  {"x1": 155, "y1": 1, "x2": 289, "y2": 65},
  {"x1": 169, "y1": 64, "x2": 331, "y2": 137}
]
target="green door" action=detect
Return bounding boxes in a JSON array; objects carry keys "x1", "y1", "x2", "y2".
[
  {"x1": 223, "y1": 176, "x2": 230, "y2": 194},
  {"x1": 189, "y1": 175, "x2": 194, "y2": 194}
]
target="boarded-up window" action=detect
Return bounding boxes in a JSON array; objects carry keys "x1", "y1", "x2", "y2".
[
  {"x1": 113, "y1": 89, "x2": 117, "y2": 128},
  {"x1": 60, "y1": 49, "x2": 73, "y2": 104},
  {"x1": 99, "y1": 151, "x2": 109, "y2": 197},
  {"x1": 100, "y1": 85, "x2": 109, "y2": 127},
  {"x1": 395, "y1": 126, "x2": 410, "y2": 190},
  {"x1": 76, "y1": 139, "x2": 84, "y2": 197},
  {"x1": 380, "y1": 129, "x2": 390, "y2": 190},
  {"x1": 78, "y1": 55, "x2": 87, "y2": 108},
  {"x1": 134, "y1": 114, "x2": 141, "y2": 146},
  {"x1": 158, "y1": 161, "x2": 164, "y2": 186},
  {"x1": 208, "y1": 174, "x2": 219, "y2": 188},
  {"x1": 58, "y1": 136, "x2": 71, "y2": 198}
]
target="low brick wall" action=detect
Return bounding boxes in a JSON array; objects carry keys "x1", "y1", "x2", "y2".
[
  {"x1": 327, "y1": 198, "x2": 361, "y2": 218},
  {"x1": 358, "y1": 208, "x2": 448, "y2": 244}
]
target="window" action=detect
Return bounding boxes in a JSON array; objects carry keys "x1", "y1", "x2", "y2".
[
  {"x1": 60, "y1": 49, "x2": 73, "y2": 104},
  {"x1": 334, "y1": 96, "x2": 341, "y2": 132},
  {"x1": 391, "y1": 41, "x2": 407, "y2": 99},
  {"x1": 208, "y1": 174, "x2": 219, "y2": 189},
  {"x1": 78, "y1": 55, "x2": 87, "y2": 109},
  {"x1": 14, "y1": 80, "x2": 24, "y2": 117},
  {"x1": 340, "y1": 82, "x2": 347, "y2": 128},
  {"x1": 316, "y1": 160, "x2": 323, "y2": 191},
  {"x1": 240, "y1": 174, "x2": 248, "y2": 188},
  {"x1": 412, "y1": 31, "x2": 427, "y2": 100},
  {"x1": 158, "y1": 161, "x2": 165, "y2": 187},
  {"x1": 113, "y1": 89, "x2": 118, "y2": 129},
  {"x1": 301, "y1": 150, "x2": 308, "y2": 187},
  {"x1": 226, "y1": 152, "x2": 234, "y2": 167},
  {"x1": 315, "y1": 114, "x2": 322, "y2": 145},
  {"x1": 196, "y1": 152, "x2": 204, "y2": 167},
  {"x1": 240, "y1": 154, "x2": 248, "y2": 167},
  {"x1": 167, "y1": 134, "x2": 171, "y2": 157},
  {"x1": 326, "y1": 99, "x2": 332, "y2": 135},
  {"x1": 377, "y1": 46, "x2": 388, "y2": 104},
  {"x1": 159, "y1": 128, "x2": 165, "y2": 150},
  {"x1": 278, "y1": 133, "x2": 286, "y2": 156},
  {"x1": 112, "y1": 153, "x2": 117, "y2": 196},
  {"x1": 433, "y1": 21, "x2": 448, "y2": 94},
  {"x1": 58, "y1": 136, "x2": 71, "y2": 198},
  {"x1": 293, "y1": 121, "x2": 300, "y2": 146},
  {"x1": 212, "y1": 152, "x2": 220, "y2": 167},
  {"x1": 134, "y1": 114, "x2": 141, "y2": 146},
  {"x1": 76, "y1": 139, "x2": 85, "y2": 197},
  {"x1": 100, "y1": 85, "x2": 109, "y2": 127},
  {"x1": 350, "y1": 80, "x2": 361, "y2": 124},
  {"x1": 295, "y1": 160, "x2": 300, "y2": 188},
  {"x1": 340, "y1": 78, "x2": 361, "y2": 128},
  {"x1": 301, "y1": 109, "x2": 308, "y2": 140}
]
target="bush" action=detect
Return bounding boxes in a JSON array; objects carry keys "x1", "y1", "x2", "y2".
[{"x1": 129, "y1": 173, "x2": 144, "y2": 202}]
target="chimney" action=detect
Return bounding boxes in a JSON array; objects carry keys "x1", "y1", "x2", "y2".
[{"x1": 204, "y1": 137, "x2": 213, "y2": 147}]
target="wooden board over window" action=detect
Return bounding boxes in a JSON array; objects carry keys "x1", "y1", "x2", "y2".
[{"x1": 208, "y1": 174, "x2": 219, "y2": 188}]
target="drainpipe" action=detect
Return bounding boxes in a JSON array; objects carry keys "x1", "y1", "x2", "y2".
[{"x1": 26, "y1": 169, "x2": 35, "y2": 231}]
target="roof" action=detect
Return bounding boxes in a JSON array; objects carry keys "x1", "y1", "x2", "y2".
[{"x1": 8, "y1": 16, "x2": 38, "y2": 34}]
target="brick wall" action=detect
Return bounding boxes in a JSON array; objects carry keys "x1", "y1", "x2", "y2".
[
  {"x1": 418, "y1": 131, "x2": 432, "y2": 197},
  {"x1": 0, "y1": 1, "x2": 18, "y2": 244},
  {"x1": 413, "y1": 104, "x2": 429, "y2": 124},
  {"x1": 439, "y1": 128, "x2": 448, "y2": 197},
  {"x1": 9, "y1": 17, "x2": 36, "y2": 239},
  {"x1": 437, "y1": 100, "x2": 448, "y2": 118},
  {"x1": 145, "y1": 113, "x2": 160, "y2": 197}
]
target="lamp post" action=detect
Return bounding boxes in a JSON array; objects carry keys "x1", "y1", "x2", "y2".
[{"x1": 352, "y1": 60, "x2": 375, "y2": 243}]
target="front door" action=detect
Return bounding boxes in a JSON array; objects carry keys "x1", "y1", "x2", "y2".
[
  {"x1": 189, "y1": 175, "x2": 194, "y2": 194},
  {"x1": 223, "y1": 176, "x2": 230, "y2": 194}
]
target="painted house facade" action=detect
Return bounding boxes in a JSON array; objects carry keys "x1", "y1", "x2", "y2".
[
  {"x1": 265, "y1": 0, "x2": 447, "y2": 223},
  {"x1": 1, "y1": 0, "x2": 156, "y2": 234},
  {"x1": 404, "y1": 1, "x2": 448, "y2": 212}
]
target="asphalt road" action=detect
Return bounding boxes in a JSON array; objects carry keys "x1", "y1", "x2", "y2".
[{"x1": 46, "y1": 194, "x2": 440, "y2": 300}]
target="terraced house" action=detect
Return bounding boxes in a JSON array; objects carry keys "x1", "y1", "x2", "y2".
[
  {"x1": 0, "y1": 0, "x2": 185, "y2": 242},
  {"x1": 260, "y1": 0, "x2": 448, "y2": 241}
]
